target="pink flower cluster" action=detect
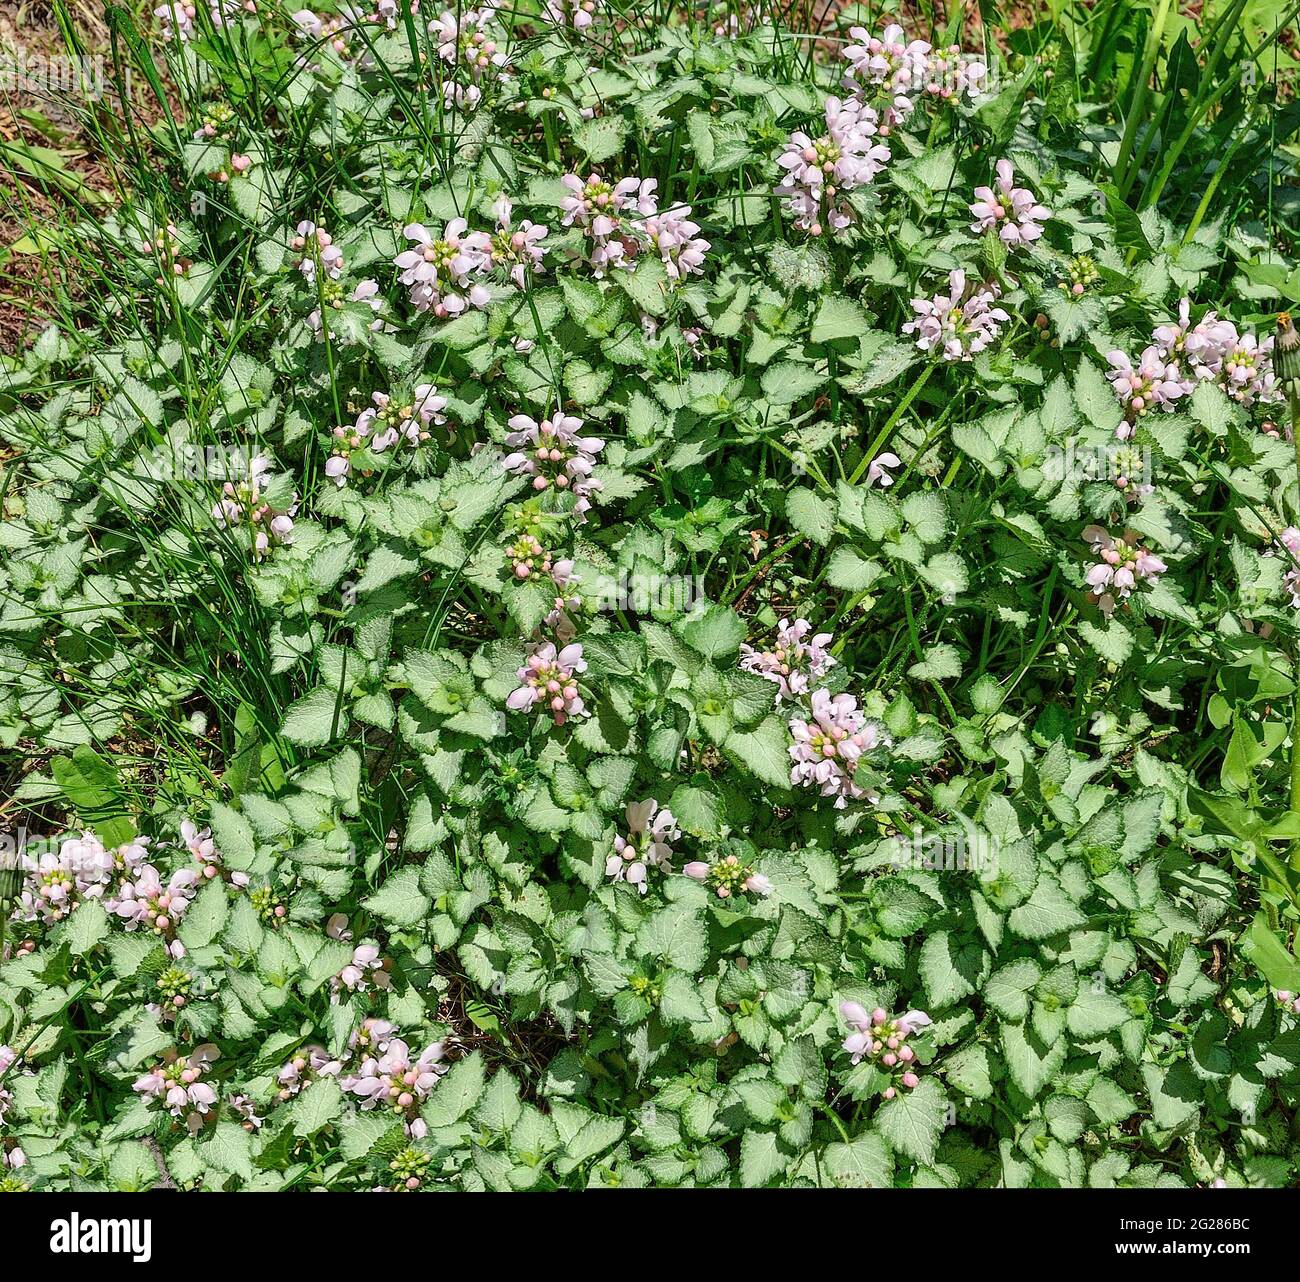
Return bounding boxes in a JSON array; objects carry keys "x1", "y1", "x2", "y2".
[
  {"x1": 506, "y1": 536, "x2": 580, "y2": 635},
  {"x1": 1082, "y1": 524, "x2": 1167, "y2": 614},
  {"x1": 644, "y1": 204, "x2": 711, "y2": 282},
  {"x1": 488, "y1": 196, "x2": 548, "y2": 288},
  {"x1": 969, "y1": 158, "x2": 1050, "y2": 245},
  {"x1": 507, "y1": 641, "x2": 587, "y2": 724},
  {"x1": 606, "y1": 799, "x2": 680, "y2": 893},
  {"x1": 333, "y1": 943, "x2": 390, "y2": 997},
  {"x1": 501, "y1": 412, "x2": 604, "y2": 519},
  {"x1": 843, "y1": 22, "x2": 986, "y2": 125},
  {"x1": 14, "y1": 831, "x2": 151, "y2": 926},
  {"x1": 133, "y1": 1047, "x2": 219, "y2": 1132},
  {"x1": 788, "y1": 690, "x2": 890, "y2": 808},
  {"x1": 840, "y1": 1002, "x2": 931, "y2": 1096},
  {"x1": 775, "y1": 96, "x2": 890, "y2": 236},
  {"x1": 740, "y1": 617, "x2": 836, "y2": 703},
  {"x1": 211, "y1": 452, "x2": 297, "y2": 559},
  {"x1": 182, "y1": 818, "x2": 251, "y2": 888},
  {"x1": 327, "y1": 385, "x2": 448, "y2": 486},
  {"x1": 559, "y1": 173, "x2": 708, "y2": 282},
  {"x1": 430, "y1": 7, "x2": 510, "y2": 109},
  {"x1": 866, "y1": 452, "x2": 901, "y2": 488},
  {"x1": 395, "y1": 218, "x2": 492, "y2": 316},
  {"x1": 560, "y1": 173, "x2": 656, "y2": 276},
  {"x1": 292, "y1": 220, "x2": 344, "y2": 284},
  {"x1": 276, "y1": 1045, "x2": 343, "y2": 1102},
  {"x1": 683, "y1": 853, "x2": 772, "y2": 899},
  {"x1": 0, "y1": 1045, "x2": 17, "y2": 1131},
  {"x1": 290, "y1": 7, "x2": 376, "y2": 69},
  {"x1": 112, "y1": 864, "x2": 200, "y2": 937},
  {"x1": 1269, "y1": 527, "x2": 1300, "y2": 609},
  {"x1": 1275, "y1": 989, "x2": 1300, "y2": 1015},
  {"x1": 543, "y1": 0, "x2": 600, "y2": 32},
  {"x1": 339, "y1": 1021, "x2": 448, "y2": 1137},
  {"x1": 1107, "y1": 299, "x2": 1278, "y2": 432},
  {"x1": 904, "y1": 269, "x2": 1008, "y2": 361}
]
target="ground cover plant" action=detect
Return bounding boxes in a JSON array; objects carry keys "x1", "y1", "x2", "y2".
[{"x1": 3, "y1": 0, "x2": 1300, "y2": 1192}]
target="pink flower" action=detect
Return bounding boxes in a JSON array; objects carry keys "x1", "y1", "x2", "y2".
[
  {"x1": 501, "y1": 413, "x2": 604, "y2": 519},
  {"x1": 788, "y1": 689, "x2": 890, "y2": 808},
  {"x1": 341, "y1": 1035, "x2": 448, "y2": 1134},
  {"x1": 740, "y1": 618, "x2": 836, "y2": 703},
  {"x1": 1082, "y1": 525, "x2": 1167, "y2": 615},
  {"x1": 487, "y1": 196, "x2": 548, "y2": 289},
  {"x1": 921, "y1": 44, "x2": 987, "y2": 103},
  {"x1": 543, "y1": 0, "x2": 600, "y2": 32},
  {"x1": 681, "y1": 851, "x2": 770, "y2": 900},
  {"x1": 276, "y1": 1045, "x2": 342, "y2": 1101},
  {"x1": 968, "y1": 159, "x2": 1050, "y2": 245},
  {"x1": 210, "y1": 451, "x2": 297, "y2": 559},
  {"x1": 292, "y1": 220, "x2": 344, "y2": 284},
  {"x1": 1219, "y1": 331, "x2": 1279, "y2": 407},
  {"x1": 1105, "y1": 346, "x2": 1191, "y2": 432},
  {"x1": 903, "y1": 269, "x2": 1008, "y2": 361},
  {"x1": 606, "y1": 800, "x2": 681, "y2": 893},
  {"x1": 394, "y1": 219, "x2": 492, "y2": 316},
  {"x1": 109, "y1": 865, "x2": 199, "y2": 936},
  {"x1": 13, "y1": 831, "x2": 152, "y2": 925},
  {"x1": 840, "y1": 1002, "x2": 932, "y2": 1088},
  {"x1": 559, "y1": 172, "x2": 658, "y2": 276},
  {"x1": 430, "y1": 6, "x2": 509, "y2": 108},
  {"x1": 842, "y1": 23, "x2": 930, "y2": 121},
  {"x1": 307, "y1": 277, "x2": 388, "y2": 340},
  {"x1": 133, "y1": 1048, "x2": 220, "y2": 1132},
  {"x1": 334, "y1": 942, "x2": 389, "y2": 996},
  {"x1": 154, "y1": 3, "x2": 197, "y2": 41},
  {"x1": 644, "y1": 204, "x2": 710, "y2": 281},
  {"x1": 507, "y1": 641, "x2": 588, "y2": 724},
  {"x1": 776, "y1": 96, "x2": 890, "y2": 236},
  {"x1": 865, "y1": 452, "x2": 901, "y2": 488},
  {"x1": 328, "y1": 385, "x2": 448, "y2": 485}
]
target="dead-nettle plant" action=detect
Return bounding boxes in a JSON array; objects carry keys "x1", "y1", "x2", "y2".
[{"x1": 1, "y1": 0, "x2": 1300, "y2": 1193}]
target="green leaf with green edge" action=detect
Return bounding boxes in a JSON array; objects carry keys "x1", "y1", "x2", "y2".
[
  {"x1": 823, "y1": 1131, "x2": 894, "y2": 1187},
  {"x1": 615, "y1": 256, "x2": 670, "y2": 318},
  {"x1": 739, "y1": 1128, "x2": 789, "y2": 1187},
  {"x1": 363, "y1": 866, "x2": 431, "y2": 928},
  {"x1": 635, "y1": 903, "x2": 707, "y2": 973},
  {"x1": 65, "y1": 898, "x2": 110, "y2": 956},
  {"x1": 201, "y1": 1121, "x2": 255, "y2": 1182},
  {"x1": 1007, "y1": 872, "x2": 1087, "y2": 939},
  {"x1": 51, "y1": 746, "x2": 135, "y2": 848},
  {"x1": 725, "y1": 715, "x2": 791, "y2": 789},
  {"x1": 574, "y1": 113, "x2": 630, "y2": 163},
  {"x1": 178, "y1": 877, "x2": 228, "y2": 949},
  {"x1": 760, "y1": 360, "x2": 825, "y2": 406},
  {"x1": 1241, "y1": 912, "x2": 1300, "y2": 991},
  {"x1": 280, "y1": 686, "x2": 343, "y2": 747},
  {"x1": 678, "y1": 603, "x2": 746, "y2": 660},
  {"x1": 785, "y1": 488, "x2": 836, "y2": 546},
  {"x1": 811, "y1": 295, "x2": 872, "y2": 344},
  {"x1": 422, "y1": 1053, "x2": 486, "y2": 1130},
  {"x1": 290, "y1": 1076, "x2": 344, "y2": 1136},
  {"x1": 875, "y1": 1078, "x2": 947, "y2": 1165}
]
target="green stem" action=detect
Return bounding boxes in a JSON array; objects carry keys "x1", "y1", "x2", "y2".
[
  {"x1": 848, "y1": 364, "x2": 935, "y2": 485},
  {"x1": 1290, "y1": 389, "x2": 1300, "y2": 870},
  {"x1": 1115, "y1": 0, "x2": 1174, "y2": 199}
]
